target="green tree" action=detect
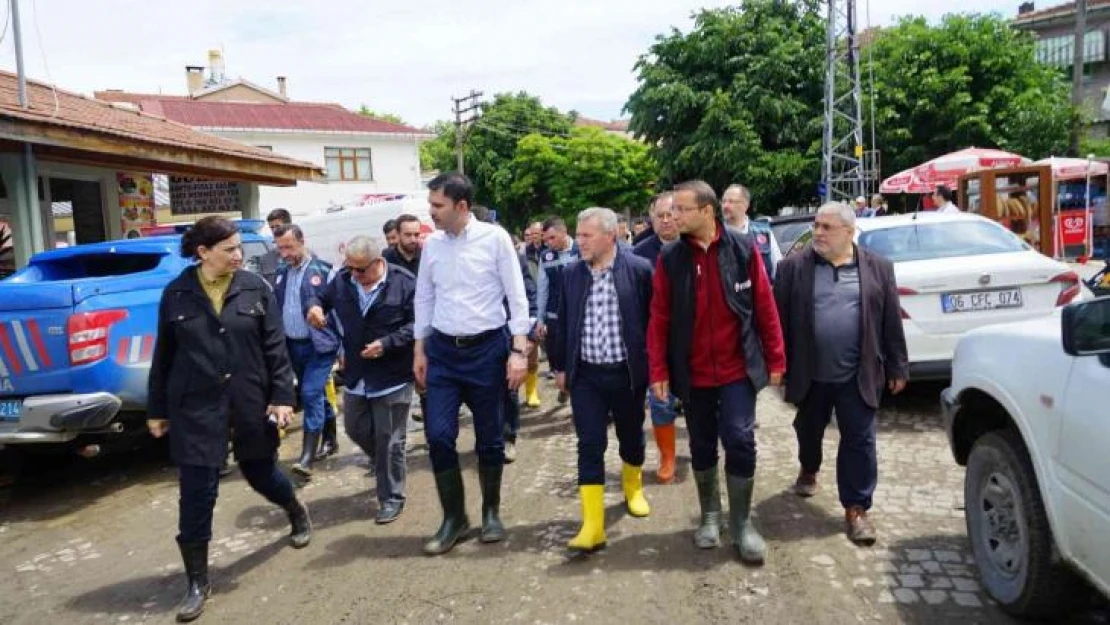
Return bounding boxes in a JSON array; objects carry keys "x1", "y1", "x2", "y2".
[
  {"x1": 419, "y1": 121, "x2": 456, "y2": 172},
  {"x1": 624, "y1": 1, "x2": 827, "y2": 212},
  {"x1": 502, "y1": 128, "x2": 657, "y2": 229},
  {"x1": 356, "y1": 105, "x2": 407, "y2": 125},
  {"x1": 868, "y1": 14, "x2": 1077, "y2": 175}
]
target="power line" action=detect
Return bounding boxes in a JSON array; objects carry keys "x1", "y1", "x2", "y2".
[{"x1": 452, "y1": 90, "x2": 482, "y2": 174}]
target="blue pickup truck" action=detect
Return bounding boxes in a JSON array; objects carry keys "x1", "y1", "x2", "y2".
[{"x1": 0, "y1": 221, "x2": 274, "y2": 458}]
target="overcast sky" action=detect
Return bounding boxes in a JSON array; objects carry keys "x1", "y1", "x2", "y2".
[{"x1": 2, "y1": 0, "x2": 1022, "y2": 127}]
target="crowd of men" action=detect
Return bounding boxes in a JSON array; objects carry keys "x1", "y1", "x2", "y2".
[{"x1": 261, "y1": 170, "x2": 909, "y2": 561}]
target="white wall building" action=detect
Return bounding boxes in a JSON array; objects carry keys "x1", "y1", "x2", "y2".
[{"x1": 97, "y1": 54, "x2": 432, "y2": 217}]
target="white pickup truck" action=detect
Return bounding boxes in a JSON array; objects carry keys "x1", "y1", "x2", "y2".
[{"x1": 942, "y1": 295, "x2": 1110, "y2": 619}]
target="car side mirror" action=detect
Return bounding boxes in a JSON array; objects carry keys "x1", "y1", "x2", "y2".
[{"x1": 1062, "y1": 296, "x2": 1110, "y2": 357}]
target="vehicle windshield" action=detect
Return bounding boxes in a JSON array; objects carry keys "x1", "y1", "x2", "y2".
[
  {"x1": 771, "y1": 221, "x2": 814, "y2": 254},
  {"x1": 859, "y1": 221, "x2": 1029, "y2": 263}
]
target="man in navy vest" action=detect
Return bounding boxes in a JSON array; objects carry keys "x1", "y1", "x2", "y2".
[
  {"x1": 722, "y1": 184, "x2": 782, "y2": 281},
  {"x1": 534, "y1": 217, "x2": 579, "y2": 406},
  {"x1": 273, "y1": 225, "x2": 340, "y2": 478},
  {"x1": 648, "y1": 180, "x2": 786, "y2": 565}
]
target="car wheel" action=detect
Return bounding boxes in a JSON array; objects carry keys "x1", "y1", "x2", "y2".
[{"x1": 964, "y1": 429, "x2": 1088, "y2": 619}]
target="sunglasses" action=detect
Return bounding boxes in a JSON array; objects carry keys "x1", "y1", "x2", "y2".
[{"x1": 348, "y1": 259, "x2": 379, "y2": 274}]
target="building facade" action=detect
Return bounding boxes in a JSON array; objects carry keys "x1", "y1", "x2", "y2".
[
  {"x1": 96, "y1": 52, "x2": 432, "y2": 217},
  {"x1": 1014, "y1": 0, "x2": 1110, "y2": 134}
]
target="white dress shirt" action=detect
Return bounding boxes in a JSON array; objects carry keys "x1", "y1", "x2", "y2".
[
  {"x1": 414, "y1": 215, "x2": 531, "y2": 339},
  {"x1": 937, "y1": 202, "x2": 961, "y2": 214}
]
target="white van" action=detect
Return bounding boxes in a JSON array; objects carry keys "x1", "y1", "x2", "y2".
[{"x1": 295, "y1": 196, "x2": 433, "y2": 266}]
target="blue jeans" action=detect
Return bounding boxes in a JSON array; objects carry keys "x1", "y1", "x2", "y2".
[
  {"x1": 648, "y1": 390, "x2": 677, "y2": 426},
  {"x1": 287, "y1": 338, "x2": 336, "y2": 433},
  {"x1": 570, "y1": 362, "x2": 646, "y2": 485},
  {"x1": 424, "y1": 329, "x2": 509, "y2": 471},
  {"x1": 686, "y1": 380, "x2": 758, "y2": 478},
  {"x1": 177, "y1": 456, "x2": 294, "y2": 544},
  {"x1": 794, "y1": 377, "x2": 877, "y2": 510}
]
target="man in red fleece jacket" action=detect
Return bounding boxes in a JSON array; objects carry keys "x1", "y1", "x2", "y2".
[{"x1": 647, "y1": 180, "x2": 785, "y2": 565}]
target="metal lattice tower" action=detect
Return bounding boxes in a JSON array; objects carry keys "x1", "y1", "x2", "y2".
[{"x1": 822, "y1": 0, "x2": 873, "y2": 203}]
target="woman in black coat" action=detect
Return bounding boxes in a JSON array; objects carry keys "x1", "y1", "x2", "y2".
[{"x1": 147, "y1": 216, "x2": 311, "y2": 623}]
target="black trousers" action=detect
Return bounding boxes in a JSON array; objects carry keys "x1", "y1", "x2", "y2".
[
  {"x1": 570, "y1": 362, "x2": 646, "y2": 485},
  {"x1": 177, "y1": 456, "x2": 295, "y2": 544}
]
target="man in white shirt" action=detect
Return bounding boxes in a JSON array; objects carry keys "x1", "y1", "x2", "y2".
[
  {"x1": 722, "y1": 184, "x2": 784, "y2": 279},
  {"x1": 413, "y1": 172, "x2": 532, "y2": 556},
  {"x1": 933, "y1": 185, "x2": 960, "y2": 213}
]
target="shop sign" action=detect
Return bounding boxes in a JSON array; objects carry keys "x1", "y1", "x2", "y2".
[{"x1": 169, "y1": 177, "x2": 240, "y2": 215}]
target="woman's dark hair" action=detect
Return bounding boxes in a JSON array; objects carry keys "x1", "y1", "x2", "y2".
[
  {"x1": 181, "y1": 216, "x2": 239, "y2": 259},
  {"x1": 935, "y1": 185, "x2": 954, "y2": 203}
]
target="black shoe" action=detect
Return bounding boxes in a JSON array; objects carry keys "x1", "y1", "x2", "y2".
[
  {"x1": 176, "y1": 542, "x2": 210, "y2": 622},
  {"x1": 375, "y1": 501, "x2": 404, "y2": 525},
  {"x1": 284, "y1": 498, "x2": 312, "y2": 549},
  {"x1": 315, "y1": 419, "x2": 338, "y2": 460},
  {"x1": 423, "y1": 468, "x2": 470, "y2": 555},
  {"x1": 478, "y1": 465, "x2": 506, "y2": 543},
  {"x1": 293, "y1": 431, "x2": 320, "y2": 477}
]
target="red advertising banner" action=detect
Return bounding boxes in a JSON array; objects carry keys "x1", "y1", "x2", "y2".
[{"x1": 1056, "y1": 210, "x2": 1090, "y2": 258}]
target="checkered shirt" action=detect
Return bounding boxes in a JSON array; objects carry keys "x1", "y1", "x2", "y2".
[{"x1": 580, "y1": 265, "x2": 627, "y2": 364}]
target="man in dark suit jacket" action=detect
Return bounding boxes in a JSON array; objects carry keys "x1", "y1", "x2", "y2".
[
  {"x1": 773, "y1": 202, "x2": 909, "y2": 546},
  {"x1": 548, "y1": 207, "x2": 654, "y2": 557}
]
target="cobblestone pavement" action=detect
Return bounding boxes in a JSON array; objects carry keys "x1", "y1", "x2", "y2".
[{"x1": 0, "y1": 380, "x2": 1106, "y2": 624}]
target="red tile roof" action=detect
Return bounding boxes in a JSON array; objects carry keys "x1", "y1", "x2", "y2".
[
  {"x1": 0, "y1": 72, "x2": 321, "y2": 174},
  {"x1": 1014, "y1": 0, "x2": 1110, "y2": 24},
  {"x1": 94, "y1": 90, "x2": 428, "y2": 135}
]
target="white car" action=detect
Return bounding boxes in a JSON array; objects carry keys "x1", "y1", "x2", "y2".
[
  {"x1": 941, "y1": 296, "x2": 1110, "y2": 618},
  {"x1": 793, "y1": 212, "x2": 1084, "y2": 379}
]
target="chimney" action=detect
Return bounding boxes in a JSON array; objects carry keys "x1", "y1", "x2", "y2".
[
  {"x1": 185, "y1": 65, "x2": 205, "y2": 95},
  {"x1": 277, "y1": 76, "x2": 287, "y2": 98},
  {"x1": 207, "y1": 49, "x2": 225, "y2": 85},
  {"x1": 1018, "y1": 2, "x2": 1035, "y2": 15}
]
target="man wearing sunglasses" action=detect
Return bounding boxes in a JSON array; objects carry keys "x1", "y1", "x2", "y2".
[{"x1": 307, "y1": 235, "x2": 417, "y2": 525}]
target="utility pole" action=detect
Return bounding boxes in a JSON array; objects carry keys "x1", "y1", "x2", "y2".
[
  {"x1": 451, "y1": 90, "x2": 482, "y2": 175},
  {"x1": 821, "y1": 0, "x2": 874, "y2": 204},
  {"x1": 1070, "y1": 0, "x2": 1088, "y2": 156},
  {"x1": 7, "y1": 0, "x2": 44, "y2": 267}
]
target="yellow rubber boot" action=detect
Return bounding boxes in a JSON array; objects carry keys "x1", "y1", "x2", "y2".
[
  {"x1": 524, "y1": 372, "x2": 541, "y2": 408},
  {"x1": 567, "y1": 485, "x2": 607, "y2": 554},
  {"x1": 622, "y1": 463, "x2": 651, "y2": 518},
  {"x1": 324, "y1": 375, "x2": 338, "y2": 415}
]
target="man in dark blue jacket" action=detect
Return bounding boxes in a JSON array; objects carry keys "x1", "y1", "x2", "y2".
[
  {"x1": 273, "y1": 225, "x2": 340, "y2": 478},
  {"x1": 307, "y1": 235, "x2": 416, "y2": 524},
  {"x1": 548, "y1": 207, "x2": 654, "y2": 556}
]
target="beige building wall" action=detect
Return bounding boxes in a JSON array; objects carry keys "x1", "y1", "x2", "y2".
[{"x1": 195, "y1": 84, "x2": 283, "y2": 104}]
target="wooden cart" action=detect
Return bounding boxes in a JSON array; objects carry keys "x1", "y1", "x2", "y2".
[{"x1": 958, "y1": 165, "x2": 1054, "y2": 253}]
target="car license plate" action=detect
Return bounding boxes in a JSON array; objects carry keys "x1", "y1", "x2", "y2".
[
  {"x1": 941, "y1": 288, "x2": 1023, "y2": 313},
  {"x1": 0, "y1": 399, "x2": 22, "y2": 421}
]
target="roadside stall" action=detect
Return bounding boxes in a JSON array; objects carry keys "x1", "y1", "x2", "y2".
[
  {"x1": 958, "y1": 165, "x2": 1054, "y2": 253},
  {"x1": 1032, "y1": 157, "x2": 1108, "y2": 261}
]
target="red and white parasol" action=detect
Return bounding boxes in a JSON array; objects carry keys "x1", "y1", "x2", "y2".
[
  {"x1": 880, "y1": 147, "x2": 1030, "y2": 194},
  {"x1": 1032, "y1": 156, "x2": 1109, "y2": 180}
]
